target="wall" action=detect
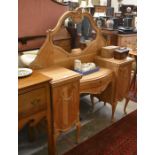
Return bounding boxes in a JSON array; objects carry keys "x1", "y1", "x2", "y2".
[
  {"x1": 111, "y1": 0, "x2": 137, "y2": 12},
  {"x1": 18, "y1": 0, "x2": 68, "y2": 51}
]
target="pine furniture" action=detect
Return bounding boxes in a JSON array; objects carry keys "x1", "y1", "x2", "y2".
[{"x1": 19, "y1": 9, "x2": 134, "y2": 155}]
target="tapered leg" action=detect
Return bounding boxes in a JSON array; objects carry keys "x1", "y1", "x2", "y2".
[
  {"x1": 47, "y1": 120, "x2": 57, "y2": 155},
  {"x1": 111, "y1": 102, "x2": 117, "y2": 123},
  {"x1": 124, "y1": 98, "x2": 130, "y2": 115},
  {"x1": 76, "y1": 122, "x2": 81, "y2": 144},
  {"x1": 28, "y1": 124, "x2": 37, "y2": 142},
  {"x1": 90, "y1": 94, "x2": 95, "y2": 110}
]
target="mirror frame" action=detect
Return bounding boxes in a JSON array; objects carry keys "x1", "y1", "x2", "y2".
[{"x1": 30, "y1": 9, "x2": 107, "y2": 69}]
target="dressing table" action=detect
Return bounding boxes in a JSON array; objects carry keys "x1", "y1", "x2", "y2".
[{"x1": 19, "y1": 9, "x2": 133, "y2": 155}]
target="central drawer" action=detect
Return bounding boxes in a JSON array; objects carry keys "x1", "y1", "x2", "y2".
[
  {"x1": 18, "y1": 87, "x2": 47, "y2": 118},
  {"x1": 80, "y1": 73, "x2": 113, "y2": 94}
]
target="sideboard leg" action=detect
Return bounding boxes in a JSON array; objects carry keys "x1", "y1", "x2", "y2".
[
  {"x1": 76, "y1": 122, "x2": 81, "y2": 144},
  {"x1": 111, "y1": 102, "x2": 117, "y2": 123},
  {"x1": 90, "y1": 94, "x2": 95, "y2": 110},
  {"x1": 124, "y1": 98, "x2": 130, "y2": 114}
]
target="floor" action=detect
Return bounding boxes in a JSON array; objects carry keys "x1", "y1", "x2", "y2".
[{"x1": 18, "y1": 95, "x2": 137, "y2": 155}]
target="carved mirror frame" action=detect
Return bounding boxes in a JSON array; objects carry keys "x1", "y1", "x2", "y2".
[{"x1": 30, "y1": 9, "x2": 106, "y2": 69}]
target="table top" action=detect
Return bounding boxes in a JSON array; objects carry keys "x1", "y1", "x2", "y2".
[
  {"x1": 38, "y1": 66, "x2": 81, "y2": 85},
  {"x1": 18, "y1": 71, "x2": 51, "y2": 90},
  {"x1": 96, "y1": 56, "x2": 134, "y2": 66}
]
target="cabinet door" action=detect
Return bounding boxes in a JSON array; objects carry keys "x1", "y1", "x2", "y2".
[
  {"x1": 52, "y1": 81, "x2": 79, "y2": 131},
  {"x1": 116, "y1": 64, "x2": 132, "y2": 101}
]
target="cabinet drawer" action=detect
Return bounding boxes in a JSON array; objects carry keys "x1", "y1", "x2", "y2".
[
  {"x1": 81, "y1": 78, "x2": 103, "y2": 89},
  {"x1": 80, "y1": 75, "x2": 112, "y2": 94},
  {"x1": 19, "y1": 87, "x2": 47, "y2": 118}
]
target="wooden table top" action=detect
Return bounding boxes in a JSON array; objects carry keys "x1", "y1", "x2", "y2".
[
  {"x1": 18, "y1": 71, "x2": 51, "y2": 90},
  {"x1": 38, "y1": 66, "x2": 81, "y2": 85},
  {"x1": 96, "y1": 56, "x2": 134, "y2": 66}
]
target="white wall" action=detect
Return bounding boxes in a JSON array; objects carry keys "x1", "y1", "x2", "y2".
[{"x1": 111, "y1": 0, "x2": 137, "y2": 12}]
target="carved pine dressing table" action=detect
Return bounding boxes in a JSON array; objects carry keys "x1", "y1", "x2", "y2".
[
  {"x1": 18, "y1": 9, "x2": 133, "y2": 155},
  {"x1": 18, "y1": 71, "x2": 55, "y2": 155},
  {"x1": 25, "y1": 10, "x2": 116, "y2": 154}
]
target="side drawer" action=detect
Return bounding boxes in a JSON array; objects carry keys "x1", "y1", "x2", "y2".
[{"x1": 18, "y1": 87, "x2": 47, "y2": 118}]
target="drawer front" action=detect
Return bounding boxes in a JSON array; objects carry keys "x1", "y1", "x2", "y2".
[
  {"x1": 80, "y1": 75, "x2": 112, "y2": 94},
  {"x1": 52, "y1": 81, "x2": 79, "y2": 131},
  {"x1": 19, "y1": 87, "x2": 47, "y2": 118}
]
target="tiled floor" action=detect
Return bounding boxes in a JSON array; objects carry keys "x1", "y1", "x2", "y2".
[{"x1": 18, "y1": 95, "x2": 137, "y2": 155}]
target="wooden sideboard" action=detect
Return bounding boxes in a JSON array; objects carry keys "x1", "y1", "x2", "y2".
[
  {"x1": 18, "y1": 72, "x2": 55, "y2": 155},
  {"x1": 95, "y1": 56, "x2": 134, "y2": 102}
]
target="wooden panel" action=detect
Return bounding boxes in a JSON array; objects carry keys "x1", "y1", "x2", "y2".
[
  {"x1": 52, "y1": 81, "x2": 79, "y2": 131},
  {"x1": 116, "y1": 63, "x2": 132, "y2": 100}
]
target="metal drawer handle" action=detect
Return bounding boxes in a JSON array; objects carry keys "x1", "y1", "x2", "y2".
[{"x1": 31, "y1": 99, "x2": 40, "y2": 106}]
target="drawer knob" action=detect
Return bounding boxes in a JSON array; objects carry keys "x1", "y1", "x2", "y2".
[{"x1": 31, "y1": 99, "x2": 40, "y2": 106}]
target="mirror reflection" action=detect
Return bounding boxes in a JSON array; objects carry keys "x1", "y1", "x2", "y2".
[{"x1": 52, "y1": 15, "x2": 96, "y2": 53}]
